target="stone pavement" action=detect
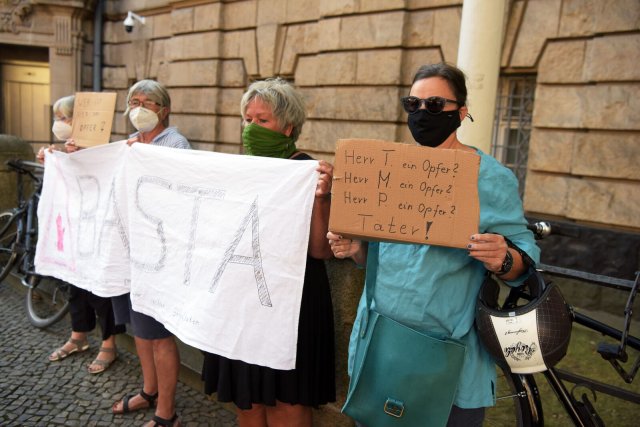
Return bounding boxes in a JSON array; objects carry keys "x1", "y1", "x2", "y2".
[{"x1": 0, "y1": 281, "x2": 238, "y2": 427}]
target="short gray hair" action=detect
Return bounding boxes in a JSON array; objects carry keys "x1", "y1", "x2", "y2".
[
  {"x1": 53, "y1": 95, "x2": 75, "y2": 120},
  {"x1": 125, "y1": 79, "x2": 171, "y2": 126},
  {"x1": 240, "y1": 77, "x2": 306, "y2": 142}
]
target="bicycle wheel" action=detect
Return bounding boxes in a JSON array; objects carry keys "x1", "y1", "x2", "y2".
[
  {"x1": 0, "y1": 210, "x2": 19, "y2": 282},
  {"x1": 484, "y1": 365, "x2": 543, "y2": 427},
  {"x1": 25, "y1": 274, "x2": 71, "y2": 328}
]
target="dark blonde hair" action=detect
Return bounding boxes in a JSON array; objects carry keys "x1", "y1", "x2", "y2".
[{"x1": 240, "y1": 77, "x2": 306, "y2": 142}]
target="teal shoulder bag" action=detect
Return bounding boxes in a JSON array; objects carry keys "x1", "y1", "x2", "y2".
[{"x1": 342, "y1": 243, "x2": 467, "y2": 427}]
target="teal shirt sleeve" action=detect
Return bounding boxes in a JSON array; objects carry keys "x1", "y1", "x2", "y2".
[{"x1": 477, "y1": 151, "x2": 540, "y2": 284}]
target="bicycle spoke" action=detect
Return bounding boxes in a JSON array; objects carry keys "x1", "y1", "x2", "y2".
[
  {"x1": 485, "y1": 366, "x2": 538, "y2": 426},
  {"x1": 0, "y1": 211, "x2": 19, "y2": 282}
]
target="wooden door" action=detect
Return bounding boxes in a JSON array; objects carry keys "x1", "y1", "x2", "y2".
[{"x1": 1, "y1": 63, "x2": 50, "y2": 142}]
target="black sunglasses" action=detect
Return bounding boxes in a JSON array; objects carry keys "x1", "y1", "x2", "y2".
[{"x1": 400, "y1": 96, "x2": 462, "y2": 114}]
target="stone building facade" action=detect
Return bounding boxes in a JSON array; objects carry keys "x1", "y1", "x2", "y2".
[
  {"x1": 1, "y1": 0, "x2": 639, "y2": 424},
  {"x1": 2, "y1": 0, "x2": 637, "y2": 232}
]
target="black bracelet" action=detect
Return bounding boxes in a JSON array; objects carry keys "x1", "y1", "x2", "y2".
[
  {"x1": 504, "y1": 236, "x2": 535, "y2": 268},
  {"x1": 496, "y1": 250, "x2": 513, "y2": 276}
]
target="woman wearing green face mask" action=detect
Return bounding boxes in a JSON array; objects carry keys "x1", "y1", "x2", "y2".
[{"x1": 201, "y1": 78, "x2": 336, "y2": 427}]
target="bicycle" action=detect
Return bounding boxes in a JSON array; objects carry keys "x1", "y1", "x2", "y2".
[
  {"x1": 484, "y1": 221, "x2": 640, "y2": 426},
  {"x1": 0, "y1": 158, "x2": 71, "y2": 328}
]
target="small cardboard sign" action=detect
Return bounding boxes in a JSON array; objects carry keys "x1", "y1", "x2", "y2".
[
  {"x1": 71, "y1": 92, "x2": 117, "y2": 147},
  {"x1": 328, "y1": 139, "x2": 480, "y2": 248}
]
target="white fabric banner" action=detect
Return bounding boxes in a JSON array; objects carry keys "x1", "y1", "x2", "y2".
[
  {"x1": 36, "y1": 142, "x2": 319, "y2": 370},
  {"x1": 35, "y1": 141, "x2": 131, "y2": 296}
]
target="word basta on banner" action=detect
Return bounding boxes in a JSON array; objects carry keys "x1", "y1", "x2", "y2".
[{"x1": 35, "y1": 142, "x2": 319, "y2": 370}]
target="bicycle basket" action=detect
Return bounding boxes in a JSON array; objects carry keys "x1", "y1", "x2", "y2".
[{"x1": 475, "y1": 269, "x2": 572, "y2": 374}]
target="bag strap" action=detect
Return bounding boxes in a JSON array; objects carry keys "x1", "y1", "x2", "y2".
[{"x1": 360, "y1": 242, "x2": 380, "y2": 337}]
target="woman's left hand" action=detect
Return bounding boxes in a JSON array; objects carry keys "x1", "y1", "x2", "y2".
[
  {"x1": 467, "y1": 233, "x2": 509, "y2": 273},
  {"x1": 316, "y1": 160, "x2": 333, "y2": 198}
]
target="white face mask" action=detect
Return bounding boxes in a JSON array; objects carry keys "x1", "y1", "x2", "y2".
[
  {"x1": 52, "y1": 120, "x2": 72, "y2": 141},
  {"x1": 129, "y1": 106, "x2": 160, "y2": 133}
]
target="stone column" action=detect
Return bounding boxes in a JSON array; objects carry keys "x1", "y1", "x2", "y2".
[
  {"x1": 49, "y1": 6, "x2": 86, "y2": 103},
  {"x1": 456, "y1": 0, "x2": 506, "y2": 153}
]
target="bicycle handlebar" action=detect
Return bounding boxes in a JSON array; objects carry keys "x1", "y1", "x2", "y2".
[
  {"x1": 527, "y1": 221, "x2": 581, "y2": 240},
  {"x1": 527, "y1": 221, "x2": 551, "y2": 239},
  {"x1": 5, "y1": 159, "x2": 44, "y2": 184}
]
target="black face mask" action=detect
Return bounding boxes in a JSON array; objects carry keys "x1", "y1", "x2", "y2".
[{"x1": 407, "y1": 109, "x2": 461, "y2": 147}]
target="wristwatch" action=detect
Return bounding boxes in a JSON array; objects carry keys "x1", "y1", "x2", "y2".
[{"x1": 496, "y1": 250, "x2": 513, "y2": 276}]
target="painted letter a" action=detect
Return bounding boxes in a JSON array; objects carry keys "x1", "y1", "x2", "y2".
[{"x1": 209, "y1": 197, "x2": 272, "y2": 307}]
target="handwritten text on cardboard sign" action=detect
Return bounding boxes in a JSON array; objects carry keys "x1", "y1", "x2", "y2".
[
  {"x1": 328, "y1": 139, "x2": 480, "y2": 248},
  {"x1": 71, "y1": 92, "x2": 117, "y2": 148}
]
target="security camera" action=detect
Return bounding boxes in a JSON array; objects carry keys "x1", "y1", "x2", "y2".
[
  {"x1": 124, "y1": 11, "x2": 145, "y2": 33},
  {"x1": 123, "y1": 16, "x2": 134, "y2": 33}
]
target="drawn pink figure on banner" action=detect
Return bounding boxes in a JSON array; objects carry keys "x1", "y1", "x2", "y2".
[{"x1": 56, "y1": 213, "x2": 65, "y2": 252}]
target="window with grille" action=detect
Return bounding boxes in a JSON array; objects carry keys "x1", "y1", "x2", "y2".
[{"x1": 491, "y1": 75, "x2": 536, "y2": 198}]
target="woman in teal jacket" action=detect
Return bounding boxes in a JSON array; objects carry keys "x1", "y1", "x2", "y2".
[{"x1": 327, "y1": 62, "x2": 540, "y2": 426}]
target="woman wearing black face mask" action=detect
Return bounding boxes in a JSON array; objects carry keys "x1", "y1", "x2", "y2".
[
  {"x1": 403, "y1": 64, "x2": 473, "y2": 149},
  {"x1": 327, "y1": 63, "x2": 540, "y2": 426}
]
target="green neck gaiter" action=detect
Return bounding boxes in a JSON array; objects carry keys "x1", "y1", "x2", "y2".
[{"x1": 242, "y1": 123, "x2": 297, "y2": 159}]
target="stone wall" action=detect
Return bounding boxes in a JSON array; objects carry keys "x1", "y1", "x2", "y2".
[
  {"x1": 97, "y1": 0, "x2": 464, "y2": 160},
  {"x1": 2, "y1": 0, "x2": 637, "y2": 227},
  {"x1": 511, "y1": 0, "x2": 640, "y2": 229},
  {"x1": 94, "y1": 0, "x2": 640, "y2": 231}
]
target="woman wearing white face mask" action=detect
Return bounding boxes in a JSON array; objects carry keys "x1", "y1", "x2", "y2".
[
  {"x1": 111, "y1": 79, "x2": 189, "y2": 427},
  {"x1": 122, "y1": 79, "x2": 189, "y2": 148},
  {"x1": 37, "y1": 95, "x2": 75, "y2": 162},
  {"x1": 51, "y1": 113, "x2": 73, "y2": 141},
  {"x1": 42, "y1": 95, "x2": 126, "y2": 375}
]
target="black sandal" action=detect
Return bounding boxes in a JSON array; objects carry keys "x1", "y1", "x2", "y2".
[
  {"x1": 151, "y1": 413, "x2": 180, "y2": 427},
  {"x1": 112, "y1": 388, "x2": 158, "y2": 414}
]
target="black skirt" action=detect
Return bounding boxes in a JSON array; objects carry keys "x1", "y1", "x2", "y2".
[{"x1": 201, "y1": 256, "x2": 336, "y2": 410}]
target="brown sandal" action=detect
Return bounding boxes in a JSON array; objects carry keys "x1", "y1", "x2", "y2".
[
  {"x1": 87, "y1": 346, "x2": 118, "y2": 374},
  {"x1": 48, "y1": 338, "x2": 89, "y2": 362},
  {"x1": 112, "y1": 388, "x2": 158, "y2": 414}
]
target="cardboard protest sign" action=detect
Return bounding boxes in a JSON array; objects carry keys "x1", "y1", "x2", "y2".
[
  {"x1": 329, "y1": 138, "x2": 480, "y2": 248},
  {"x1": 71, "y1": 92, "x2": 117, "y2": 147},
  {"x1": 36, "y1": 142, "x2": 319, "y2": 370}
]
